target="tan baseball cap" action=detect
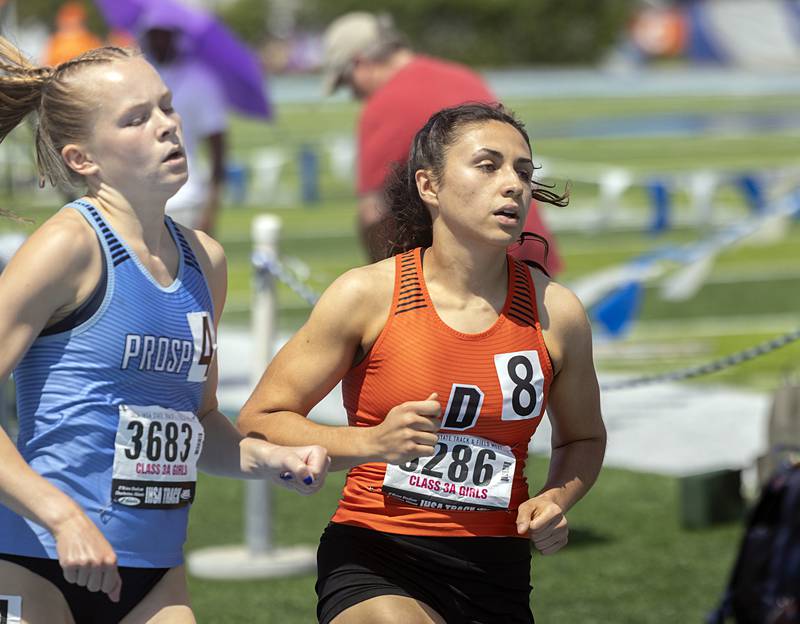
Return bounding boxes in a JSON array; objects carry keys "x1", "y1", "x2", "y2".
[{"x1": 321, "y1": 12, "x2": 397, "y2": 95}]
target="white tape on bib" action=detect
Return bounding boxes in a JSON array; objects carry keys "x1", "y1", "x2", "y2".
[{"x1": 494, "y1": 350, "x2": 545, "y2": 421}]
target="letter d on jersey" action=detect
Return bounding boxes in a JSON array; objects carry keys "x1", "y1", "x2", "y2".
[
  {"x1": 442, "y1": 385, "x2": 484, "y2": 430},
  {"x1": 0, "y1": 595, "x2": 22, "y2": 623}
]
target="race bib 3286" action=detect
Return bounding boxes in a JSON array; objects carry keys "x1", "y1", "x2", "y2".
[{"x1": 382, "y1": 433, "x2": 516, "y2": 511}]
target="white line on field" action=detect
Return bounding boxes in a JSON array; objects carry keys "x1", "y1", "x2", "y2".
[{"x1": 628, "y1": 314, "x2": 799, "y2": 338}]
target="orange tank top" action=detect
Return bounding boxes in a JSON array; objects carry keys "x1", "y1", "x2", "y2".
[{"x1": 332, "y1": 247, "x2": 554, "y2": 537}]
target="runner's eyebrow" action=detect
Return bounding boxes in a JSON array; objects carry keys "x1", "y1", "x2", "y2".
[
  {"x1": 120, "y1": 91, "x2": 173, "y2": 116},
  {"x1": 120, "y1": 101, "x2": 150, "y2": 116},
  {"x1": 473, "y1": 148, "x2": 503, "y2": 160},
  {"x1": 473, "y1": 148, "x2": 533, "y2": 168}
]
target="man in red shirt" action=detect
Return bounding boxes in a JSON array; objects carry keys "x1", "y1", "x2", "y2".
[{"x1": 322, "y1": 11, "x2": 563, "y2": 273}]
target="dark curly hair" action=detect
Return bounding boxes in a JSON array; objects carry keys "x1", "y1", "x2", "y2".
[{"x1": 383, "y1": 102, "x2": 568, "y2": 268}]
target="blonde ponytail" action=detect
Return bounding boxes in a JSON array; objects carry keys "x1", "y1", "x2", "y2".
[
  {"x1": 0, "y1": 37, "x2": 136, "y2": 194},
  {"x1": 0, "y1": 39, "x2": 52, "y2": 146}
]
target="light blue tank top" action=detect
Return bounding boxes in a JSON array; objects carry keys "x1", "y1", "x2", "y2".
[{"x1": 0, "y1": 200, "x2": 215, "y2": 568}]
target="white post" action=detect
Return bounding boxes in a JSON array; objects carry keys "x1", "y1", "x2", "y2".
[
  {"x1": 187, "y1": 214, "x2": 316, "y2": 579},
  {"x1": 597, "y1": 168, "x2": 633, "y2": 229},
  {"x1": 690, "y1": 171, "x2": 719, "y2": 227},
  {"x1": 245, "y1": 215, "x2": 280, "y2": 555}
]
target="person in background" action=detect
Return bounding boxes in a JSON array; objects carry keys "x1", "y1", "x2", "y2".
[
  {"x1": 321, "y1": 11, "x2": 563, "y2": 274},
  {"x1": 43, "y1": 2, "x2": 103, "y2": 67},
  {"x1": 0, "y1": 39, "x2": 327, "y2": 623},
  {"x1": 139, "y1": 17, "x2": 227, "y2": 236}
]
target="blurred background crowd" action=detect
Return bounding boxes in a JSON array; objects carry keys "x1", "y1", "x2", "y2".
[{"x1": 12, "y1": 0, "x2": 800, "y2": 75}]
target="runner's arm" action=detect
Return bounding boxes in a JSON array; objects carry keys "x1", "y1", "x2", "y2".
[
  {"x1": 532, "y1": 281, "x2": 606, "y2": 512},
  {"x1": 514, "y1": 279, "x2": 605, "y2": 553},
  {"x1": 237, "y1": 264, "x2": 440, "y2": 471},
  {"x1": 188, "y1": 230, "x2": 329, "y2": 491},
  {"x1": 0, "y1": 214, "x2": 121, "y2": 598},
  {"x1": 0, "y1": 215, "x2": 102, "y2": 532}
]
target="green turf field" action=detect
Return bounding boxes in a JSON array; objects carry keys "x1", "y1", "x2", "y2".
[{"x1": 1, "y1": 92, "x2": 798, "y2": 621}]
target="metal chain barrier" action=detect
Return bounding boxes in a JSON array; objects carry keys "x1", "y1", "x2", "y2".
[
  {"x1": 252, "y1": 250, "x2": 320, "y2": 306},
  {"x1": 601, "y1": 328, "x2": 800, "y2": 391},
  {"x1": 252, "y1": 251, "x2": 800, "y2": 392}
]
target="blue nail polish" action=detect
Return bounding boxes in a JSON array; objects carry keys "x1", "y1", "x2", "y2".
[
  {"x1": 280, "y1": 471, "x2": 292, "y2": 480},
  {"x1": 303, "y1": 476, "x2": 313, "y2": 485}
]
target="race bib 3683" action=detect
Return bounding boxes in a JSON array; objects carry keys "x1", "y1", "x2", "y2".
[{"x1": 111, "y1": 404, "x2": 204, "y2": 509}]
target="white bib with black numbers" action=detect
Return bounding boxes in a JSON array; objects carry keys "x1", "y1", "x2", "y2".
[
  {"x1": 111, "y1": 404, "x2": 204, "y2": 509},
  {"x1": 382, "y1": 433, "x2": 516, "y2": 511},
  {"x1": 0, "y1": 595, "x2": 22, "y2": 623}
]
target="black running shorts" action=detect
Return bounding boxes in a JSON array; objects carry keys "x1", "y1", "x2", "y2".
[
  {"x1": 0, "y1": 553, "x2": 169, "y2": 624},
  {"x1": 316, "y1": 522, "x2": 534, "y2": 624}
]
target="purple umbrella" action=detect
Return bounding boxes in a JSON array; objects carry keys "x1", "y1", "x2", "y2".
[{"x1": 94, "y1": 0, "x2": 271, "y2": 119}]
